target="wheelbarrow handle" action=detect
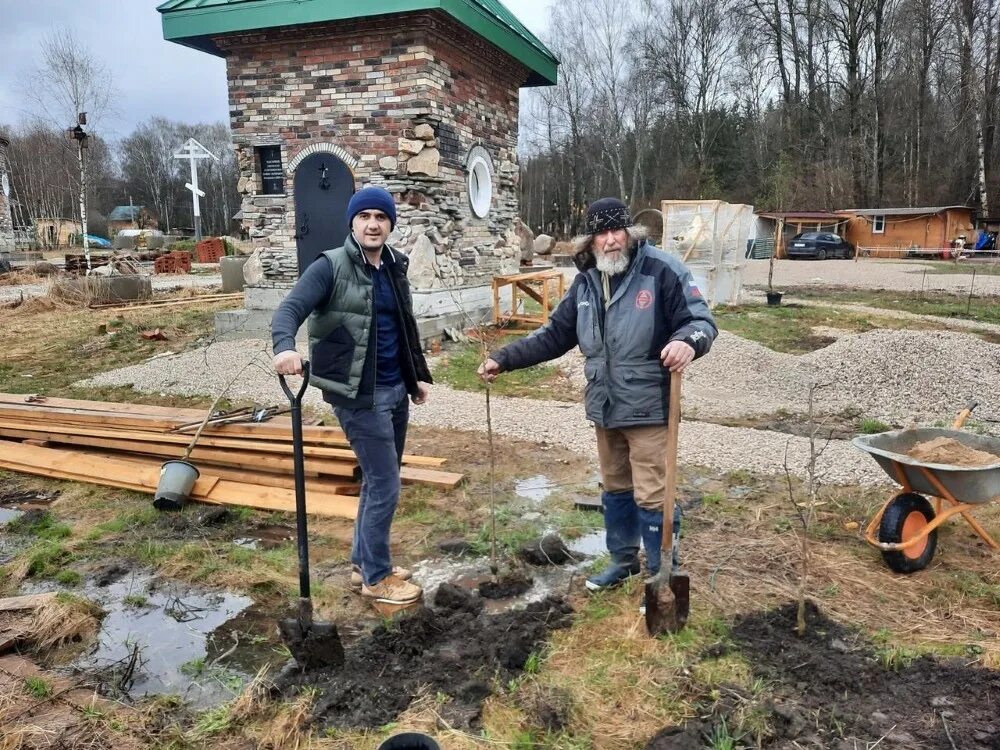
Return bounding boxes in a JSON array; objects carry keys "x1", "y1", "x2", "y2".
[
  {"x1": 953, "y1": 399, "x2": 979, "y2": 430},
  {"x1": 278, "y1": 360, "x2": 311, "y2": 405}
]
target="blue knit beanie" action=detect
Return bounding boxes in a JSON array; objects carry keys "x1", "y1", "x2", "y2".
[{"x1": 347, "y1": 186, "x2": 397, "y2": 229}]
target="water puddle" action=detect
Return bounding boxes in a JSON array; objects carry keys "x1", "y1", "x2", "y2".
[
  {"x1": 567, "y1": 529, "x2": 605, "y2": 557},
  {"x1": 515, "y1": 475, "x2": 557, "y2": 503},
  {"x1": 233, "y1": 524, "x2": 294, "y2": 550},
  {"x1": 73, "y1": 572, "x2": 255, "y2": 707},
  {"x1": 411, "y1": 546, "x2": 598, "y2": 615},
  {"x1": 0, "y1": 507, "x2": 25, "y2": 524}
]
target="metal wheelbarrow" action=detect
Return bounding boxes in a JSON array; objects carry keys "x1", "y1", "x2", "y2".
[{"x1": 853, "y1": 403, "x2": 1000, "y2": 573}]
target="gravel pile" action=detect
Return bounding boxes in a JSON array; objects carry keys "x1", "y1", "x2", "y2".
[
  {"x1": 742, "y1": 258, "x2": 1000, "y2": 295},
  {"x1": 560, "y1": 329, "x2": 1000, "y2": 430}
]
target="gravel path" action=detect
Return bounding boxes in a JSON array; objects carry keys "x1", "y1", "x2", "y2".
[
  {"x1": 742, "y1": 258, "x2": 1000, "y2": 295},
  {"x1": 0, "y1": 274, "x2": 222, "y2": 303},
  {"x1": 79, "y1": 337, "x2": 896, "y2": 486}
]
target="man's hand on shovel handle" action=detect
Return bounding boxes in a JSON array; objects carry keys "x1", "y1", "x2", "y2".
[
  {"x1": 660, "y1": 340, "x2": 694, "y2": 373},
  {"x1": 274, "y1": 351, "x2": 304, "y2": 375}
]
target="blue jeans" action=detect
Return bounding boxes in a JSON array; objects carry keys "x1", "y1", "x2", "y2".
[{"x1": 334, "y1": 382, "x2": 409, "y2": 586}]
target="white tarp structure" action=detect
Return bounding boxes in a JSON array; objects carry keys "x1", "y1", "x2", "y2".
[{"x1": 660, "y1": 200, "x2": 754, "y2": 306}]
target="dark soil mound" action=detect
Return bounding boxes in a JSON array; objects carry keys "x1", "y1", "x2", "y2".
[
  {"x1": 277, "y1": 587, "x2": 572, "y2": 731},
  {"x1": 732, "y1": 601, "x2": 1000, "y2": 748},
  {"x1": 647, "y1": 601, "x2": 1000, "y2": 749},
  {"x1": 519, "y1": 533, "x2": 575, "y2": 566},
  {"x1": 479, "y1": 573, "x2": 533, "y2": 599}
]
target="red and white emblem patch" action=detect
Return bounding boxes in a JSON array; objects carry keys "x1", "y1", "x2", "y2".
[{"x1": 636, "y1": 289, "x2": 653, "y2": 309}]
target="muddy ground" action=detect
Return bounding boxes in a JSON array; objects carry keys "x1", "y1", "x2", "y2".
[{"x1": 278, "y1": 584, "x2": 573, "y2": 731}]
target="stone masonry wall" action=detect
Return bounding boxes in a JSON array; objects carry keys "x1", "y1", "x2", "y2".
[
  {"x1": 0, "y1": 138, "x2": 14, "y2": 254},
  {"x1": 219, "y1": 12, "x2": 527, "y2": 290}
]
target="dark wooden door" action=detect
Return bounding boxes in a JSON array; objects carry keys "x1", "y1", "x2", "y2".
[{"x1": 293, "y1": 153, "x2": 355, "y2": 275}]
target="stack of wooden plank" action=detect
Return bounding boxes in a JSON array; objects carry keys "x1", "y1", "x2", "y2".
[{"x1": 0, "y1": 394, "x2": 463, "y2": 519}]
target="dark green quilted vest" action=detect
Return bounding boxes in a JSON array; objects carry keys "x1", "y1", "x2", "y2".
[{"x1": 307, "y1": 242, "x2": 374, "y2": 403}]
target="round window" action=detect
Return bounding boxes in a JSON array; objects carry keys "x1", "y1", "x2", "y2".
[{"x1": 467, "y1": 151, "x2": 493, "y2": 218}]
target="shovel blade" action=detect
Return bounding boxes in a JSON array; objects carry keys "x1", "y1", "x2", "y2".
[
  {"x1": 279, "y1": 615, "x2": 345, "y2": 671},
  {"x1": 644, "y1": 572, "x2": 690, "y2": 636}
]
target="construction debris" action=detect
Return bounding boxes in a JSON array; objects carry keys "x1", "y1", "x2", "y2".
[{"x1": 0, "y1": 394, "x2": 463, "y2": 517}]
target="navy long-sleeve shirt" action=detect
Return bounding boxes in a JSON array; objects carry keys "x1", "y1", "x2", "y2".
[{"x1": 271, "y1": 253, "x2": 403, "y2": 389}]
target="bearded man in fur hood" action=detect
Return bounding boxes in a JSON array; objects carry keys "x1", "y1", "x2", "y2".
[{"x1": 479, "y1": 197, "x2": 717, "y2": 606}]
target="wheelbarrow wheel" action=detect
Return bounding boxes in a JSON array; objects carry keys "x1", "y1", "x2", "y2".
[{"x1": 879, "y1": 492, "x2": 937, "y2": 574}]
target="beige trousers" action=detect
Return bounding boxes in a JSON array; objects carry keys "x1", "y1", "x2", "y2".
[{"x1": 594, "y1": 424, "x2": 670, "y2": 511}]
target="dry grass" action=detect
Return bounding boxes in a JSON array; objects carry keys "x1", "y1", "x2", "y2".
[
  {"x1": 0, "y1": 270, "x2": 48, "y2": 287},
  {"x1": 27, "y1": 595, "x2": 102, "y2": 654}
]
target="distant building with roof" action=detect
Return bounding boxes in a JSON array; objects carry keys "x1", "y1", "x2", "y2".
[{"x1": 107, "y1": 205, "x2": 159, "y2": 235}]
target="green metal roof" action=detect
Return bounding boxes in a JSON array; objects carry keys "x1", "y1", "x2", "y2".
[{"x1": 157, "y1": 0, "x2": 557, "y2": 86}]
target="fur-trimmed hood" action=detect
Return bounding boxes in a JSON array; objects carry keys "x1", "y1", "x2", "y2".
[{"x1": 572, "y1": 225, "x2": 649, "y2": 272}]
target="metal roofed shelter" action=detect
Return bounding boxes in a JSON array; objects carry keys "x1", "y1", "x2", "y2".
[
  {"x1": 157, "y1": 0, "x2": 558, "y2": 86},
  {"x1": 757, "y1": 211, "x2": 849, "y2": 259}
]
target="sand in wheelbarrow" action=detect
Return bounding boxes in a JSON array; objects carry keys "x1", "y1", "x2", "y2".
[
  {"x1": 908, "y1": 436, "x2": 1000, "y2": 467},
  {"x1": 275, "y1": 584, "x2": 572, "y2": 731}
]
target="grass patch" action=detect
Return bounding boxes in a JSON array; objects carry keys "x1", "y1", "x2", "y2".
[
  {"x1": 433, "y1": 335, "x2": 577, "y2": 400},
  {"x1": 712, "y1": 303, "x2": 949, "y2": 353},
  {"x1": 912, "y1": 261, "x2": 1000, "y2": 276},
  {"x1": 123, "y1": 593, "x2": 148, "y2": 607},
  {"x1": 8, "y1": 511, "x2": 72, "y2": 541},
  {"x1": 24, "y1": 676, "x2": 52, "y2": 699},
  {"x1": 55, "y1": 569, "x2": 83, "y2": 586},
  {"x1": 0, "y1": 300, "x2": 234, "y2": 395},
  {"x1": 859, "y1": 418, "x2": 891, "y2": 434},
  {"x1": 780, "y1": 286, "x2": 1000, "y2": 326},
  {"x1": 25, "y1": 540, "x2": 73, "y2": 578}
]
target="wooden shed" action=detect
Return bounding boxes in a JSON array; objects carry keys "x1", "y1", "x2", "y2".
[{"x1": 839, "y1": 206, "x2": 976, "y2": 256}]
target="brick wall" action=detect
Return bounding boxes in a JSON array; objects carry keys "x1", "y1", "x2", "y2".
[
  {"x1": 0, "y1": 139, "x2": 14, "y2": 253},
  {"x1": 219, "y1": 11, "x2": 527, "y2": 290}
]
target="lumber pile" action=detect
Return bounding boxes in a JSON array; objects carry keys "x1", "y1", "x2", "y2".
[{"x1": 0, "y1": 394, "x2": 463, "y2": 519}]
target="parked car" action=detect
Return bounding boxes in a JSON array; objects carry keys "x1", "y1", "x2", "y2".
[{"x1": 787, "y1": 232, "x2": 855, "y2": 260}]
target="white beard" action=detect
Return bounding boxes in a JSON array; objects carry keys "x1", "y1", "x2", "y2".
[{"x1": 595, "y1": 251, "x2": 630, "y2": 276}]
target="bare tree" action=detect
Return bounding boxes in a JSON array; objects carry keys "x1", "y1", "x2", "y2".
[
  {"x1": 22, "y1": 29, "x2": 116, "y2": 266},
  {"x1": 23, "y1": 29, "x2": 115, "y2": 130}
]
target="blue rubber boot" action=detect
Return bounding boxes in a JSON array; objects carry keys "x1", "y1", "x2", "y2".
[
  {"x1": 585, "y1": 490, "x2": 640, "y2": 592},
  {"x1": 639, "y1": 504, "x2": 684, "y2": 575},
  {"x1": 639, "y1": 504, "x2": 683, "y2": 614}
]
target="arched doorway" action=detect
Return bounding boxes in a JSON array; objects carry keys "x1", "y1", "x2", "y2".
[{"x1": 292, "y1": 152, "x2": 355, "y2": 275}]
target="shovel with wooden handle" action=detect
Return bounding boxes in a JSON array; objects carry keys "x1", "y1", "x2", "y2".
[{"x1": 644, "y1": 371, "x2": 690, "y2": 635}]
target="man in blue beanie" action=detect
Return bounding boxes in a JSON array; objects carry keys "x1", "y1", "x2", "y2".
[{"x1": 272, "y1": 185, "x2": 432, "y2": 606}]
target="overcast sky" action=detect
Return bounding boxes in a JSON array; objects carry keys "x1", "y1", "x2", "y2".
[{"x1": 0, "y1": 0, "x2": 553, "y2": 140}]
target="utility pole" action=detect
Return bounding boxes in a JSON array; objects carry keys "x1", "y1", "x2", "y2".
[
  {"x1": 173, "y1": 138, "x2": 218, "y2": 241},
  {"x1": 67, "y1": 113, "x2": 90, "y2": 272}
]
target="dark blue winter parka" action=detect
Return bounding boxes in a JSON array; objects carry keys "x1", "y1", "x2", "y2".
[{"x1": 491, "y1": 234, "x2": 717, "y2": 429}]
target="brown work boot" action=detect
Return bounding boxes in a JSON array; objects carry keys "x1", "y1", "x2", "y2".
[
  {"x1": 350, "y1": 565, "x2": 412, "y2": 591},
  {"x1": 361, "y1": 574, "x2": 422, "y2": 605}
]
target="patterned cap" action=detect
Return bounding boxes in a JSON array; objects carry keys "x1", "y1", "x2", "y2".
[{"x1": 585, "y1": 197, "x2": 632, "y2": 235}]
